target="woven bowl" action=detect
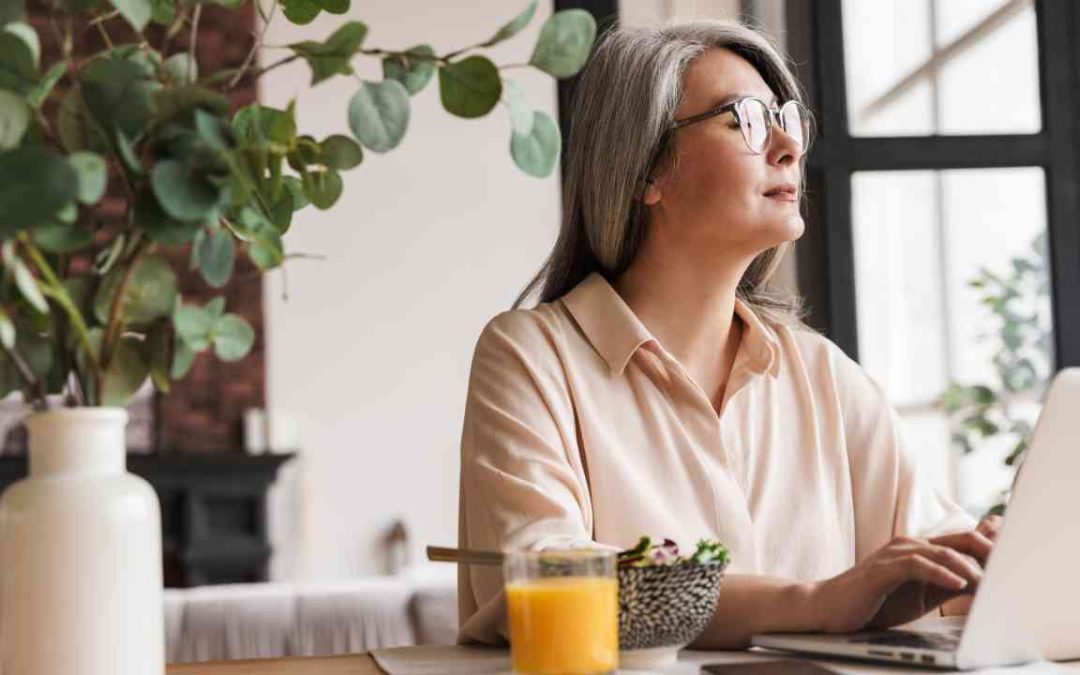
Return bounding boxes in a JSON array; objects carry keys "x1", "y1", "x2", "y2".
[{"x1": 617, "y1": 560, "x2": 728, "y2": 666}]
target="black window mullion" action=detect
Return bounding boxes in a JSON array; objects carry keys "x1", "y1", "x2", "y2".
[{"x1": 1035, "y1": 0, "x2": 1080, "y2": 369}]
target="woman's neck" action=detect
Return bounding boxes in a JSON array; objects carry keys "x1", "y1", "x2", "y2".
[{"x1": 612, "y1": 240, "x2": 752, "y2": 406}]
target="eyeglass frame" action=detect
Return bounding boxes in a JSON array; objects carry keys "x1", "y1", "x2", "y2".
[{"x1": 644, "y1": 96, "x2": 814, "y2": 183}]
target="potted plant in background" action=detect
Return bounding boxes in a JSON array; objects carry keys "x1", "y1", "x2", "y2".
[{"x1": 0, "y1": 0, "x2": 596, "y2": 670}]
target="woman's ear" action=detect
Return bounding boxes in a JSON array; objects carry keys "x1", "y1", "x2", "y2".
[{"x1": 642, "y1": 179, "x2": 662, "y2": 206}]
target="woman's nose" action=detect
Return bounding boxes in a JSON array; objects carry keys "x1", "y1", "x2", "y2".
[{"x1": 767, "y1": 124, "x2": 803, "y2": 166}]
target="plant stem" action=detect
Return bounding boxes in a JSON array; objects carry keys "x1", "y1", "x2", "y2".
[
  {"x1": 0, "y1": 342, "x2": 47, "y2": 410},
  {"x1": 98, "y1": 240, "x2": 150, "y2": 397},
  {"x1": 188, "y1": 4, "x2": 202, "y2": 83},
  {"x1": 228, "y1": 0, "x2": 277, "y2": 90},
  {"x1": 18, "y1": 236, "x2": 101, "y2": 394}
]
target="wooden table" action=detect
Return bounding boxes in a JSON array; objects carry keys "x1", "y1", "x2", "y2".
[{"x1": 167, "y1": 653, "x2": 384, "y2": 674}]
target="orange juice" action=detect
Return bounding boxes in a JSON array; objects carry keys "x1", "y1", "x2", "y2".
[{"x1": 506, "y1": 576, "x2": 619, "y2": 674}]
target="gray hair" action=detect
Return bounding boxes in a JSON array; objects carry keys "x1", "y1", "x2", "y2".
[{"x1": 512, "y1": 19, "x2": 809, "y2": 328}]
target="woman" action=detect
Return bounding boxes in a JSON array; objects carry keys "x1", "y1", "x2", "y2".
[{"x1": 456, "y1": 19, "x2": 1002, "y2": 649}]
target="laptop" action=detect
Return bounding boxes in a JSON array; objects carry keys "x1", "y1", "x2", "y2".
[{"x1": 751, "y1": 367, "x2": 1080, "y2": 670}]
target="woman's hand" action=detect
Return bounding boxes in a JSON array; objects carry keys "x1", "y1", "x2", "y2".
[{"x1": 809, "y1": 530, "x2": 994, "y2": 634}]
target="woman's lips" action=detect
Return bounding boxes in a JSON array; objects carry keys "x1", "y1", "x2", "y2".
[{"x1": 764, "y1": 188, "x2": 798, "y2": 202}]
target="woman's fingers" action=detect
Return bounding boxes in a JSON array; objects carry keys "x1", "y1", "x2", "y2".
[
  {"x1": 928, "y1": 530, "x2": 994, "y2": 566},
  {"x1": 882, "y1": 554, "x2": 969, "y2": 592},
  {"x1": 879, "y1": 540, "x2": 984, "y2": 586},
  {"x1": 977, "y1": 515, "x2": 1004, "y2": 540}
]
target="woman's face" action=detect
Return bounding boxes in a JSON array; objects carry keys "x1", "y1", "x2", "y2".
[{"x1": 645, "y1": 48, "x2": 805, "y2": 261}]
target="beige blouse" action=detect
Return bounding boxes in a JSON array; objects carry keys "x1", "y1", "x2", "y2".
[{"x1": 456, "y1": 272, "x2": 975, "y2": 644}]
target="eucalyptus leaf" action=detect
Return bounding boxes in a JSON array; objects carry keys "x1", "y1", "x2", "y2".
[
  {"x1": 232, "y1": 104, "x2": 296, "y2": 151},
  {"x1": 170, "y1": 339, "x2": 196, "y2": 378},
  {"x1": 301, "y1": 169, "x2": 342, "y2": 209},
  {"x1": 213, "y1": 313, "x2": 253, "y2": 361},
  {"x1": 198, "y1": 227, "x2": 235, "y2": 288},
  {"x1": 510, "y1": 110, "x2": 560, "y2": 177},
  {"x1": 313, "y1": 0, "x2": 347, "y2": 13},
  {"x1": 481, "y1": 0, "x2": 537, "y2": 47},
  {"x1": 204, "y1": 297, "x2": 225, "y2": 318},
  {"x1": 151, "y1": 159, "x2": 222, "y2": 221},
  {"x1": 150, "y1": 0, "x2": 174, "y2": 24},
  {"x1": 81, "y1": 57, "x2": 161, "y2": 138},
  {"x1": 284, "y1": 174, "x2": 308, "y2": 210},
  {"x1": 145, "y1": 318, "x2": 171, "y2": 392},
  {"x1": 93, "y1": 255, "x2": 178, "y2": 326},
  {"x1": 0, "y1": 308, "x2": 13, "y2": 349},
  {"x1": 528, "y1": 9, "x2": 596, "y2": 78},
  {"x1": 0, "y1": 33, "x2": 36, "y2": 95},
  {"x1": 503, "y1": 79, "x2": 533, "y2": 136},
  {"x1": 58, "y1": 89, "x2": 111, "y2": 153},
  {"x1": 13, "y1": 258, "x2": 47, "y2": 313},
  {"x1": 0, "y1": 90, "x2": 28, "y2": 150},
  {"x1": 27, "y1": 60, "x2": 66, "y2": 108},
  {"x1": 4, "y1": 21, "x2": 39, "y2": 67},
  {"x1": 108, "y1": 0, "x2": 151, "y2": 31},
  {"x1": 173, "y1": 303, "x2": 213, "y2": 351},
  {"x1": 134, "y1": 188, "x2": 201, "y2": 245},
  {"x1": 289, "y1": 21, "x2": 368, "y2": 85},
  {"x1": 68, "y1": 151, "x2": 108, "y2": 204},
  {"x1": 347, "y1": 79, "x2": 409, "y2": 153},
  {"x1": 161, "y1": 52, "x2": 196, "y2": 83},
  {"x1": 382, "y1": 45, "x2": 435, "y2": 96},
  {"x1": 281, "y1": 0, "x2": 320, "y2": 24},
  {"x1": 33, "y1": 221, "x2": 93, "y2": 253},
  {"x1": 0, "y1": 145, "x2": 80, "y2": 236},
  {"x1": 100, "y1": 336, "x2": 150, "y2": 407},
  {"x1": 438, "y1": 56, "x2": 501, "y2": 119},
  {"x1": 320, "y1": 134, "x2": 362, "y2": 170}
]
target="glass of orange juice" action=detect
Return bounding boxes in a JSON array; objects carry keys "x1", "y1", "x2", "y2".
[{"x1": 504, "y1": 548, "x2": 618, "y2": 674}]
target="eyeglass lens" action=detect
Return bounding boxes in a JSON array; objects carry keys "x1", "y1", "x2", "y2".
[{"x1": 735, "y1": 99, "x2": 810, "y2": 153}]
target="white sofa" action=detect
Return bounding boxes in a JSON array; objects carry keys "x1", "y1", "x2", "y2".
[{"x1": 162, "y1": 571, "x2": 457, "y2": 663}]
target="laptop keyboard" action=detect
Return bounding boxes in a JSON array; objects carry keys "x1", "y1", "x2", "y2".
[{"x1": 849, "y1": 629, "x2": 961, "y2": 651}]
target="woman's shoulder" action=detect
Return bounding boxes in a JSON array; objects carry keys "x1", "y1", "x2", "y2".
[
  {"x1": 472, "y1": 301, "x2": 572, "y2": 364},
  {"x1": 775, "y1": 321, "x2": 883, "y2": 395}
]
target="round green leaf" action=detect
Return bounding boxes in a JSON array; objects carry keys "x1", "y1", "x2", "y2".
[
  {"x1": 320, "y1": 134, "x2": 362, "y2": 170},
  {"x1": 4, "y1": 22, "x2": 39, "y2": 67},
  {"x1": 173, "y1": 304, "x2": 213, "y2": 351},
  {"x1": 281, "y1": 0, "x2": 320, "y2": 24},
  {"x1": 314, "y1": 0, "x2": 348, "y2": 14},
  {"x1": 503, "y1": 79, "x2": 533, "y2": 136},
  {"x1": 170, "y1": 340, "x2": 196, "y2": 379},
  {"x1": 482, "y1": 0, "x2": 537, "y2": 48},
  {"x1": 150, "y1": 0, "x2": 174, "y2": 24},
  {"x1": 0, "y1": 89, "x2": 29, "y2": 150},
  {"x1": 134, "y1": 188, "x2": 200, "y2": 245},
  {"x1": 213, "y1": 313, "x2": 254, "y2": 361},
  {"x1": 528, "y1": 9, "x2": 597, "y2": 78},
  {"x1": 198, "y1": 228, "x2": 235, "y2": 288},
  {"x1": 510, "y1": 110, "x2": 560, "y2": 177},
  {"x1": 93, "y1": 255, "x2": 178, "y2": 326},
  {"x1": 161, "y1": 52, "x2": 195, "y2": 83},
  {"x1": 13, "y1": 258, "x2": 47, "y2": 313},
  {"x1": 101, "y1": 336, "x2": 150, "y2": 407},
  {"x1": 58, "y1": 89, "x2": 110, "y2": 153},
  {"x1": 81, "y1": 57, "x2": 160, "y2": 138},
  {"x1": 151, "y1": 159, "x2": 222, "y2": 221},
  {"x1": 348, "y1": 79, "x2": 409, "y2": 153},
  {"x1": 284, "y1": 174, "x2": 309, "y2": 210},
  {"x1": 289, "y1": 21, "x2": 368, "y2": 86},
  {"x1": 68, "y1": 151, "x2": 108, "y2": 204},
  {"x1": 33, "y1": 221, "x2": 93, "y2": 253},
  {"x1": 0, "y1": 33, "x2": 36, "y2": 95},
  {"x1": 301, "y1": 169, "x2": 343, "y2": 209},
  {"x1": 0, "y1": 146, "x2": 80, "y2": 236},
  {"x1": 382, "y1": 45, "x2": 435, "y2": 96},
  {"x1": 108, "y1": 0, "x2": 151, "y2": 32},
  {"x1": 438, "y1": 56, "x2": 502, "y2": 119}
]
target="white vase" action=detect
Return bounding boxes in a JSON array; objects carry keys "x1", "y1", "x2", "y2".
[{"x1": 0, "y1": 407, "x2": 164, "y2": 675}]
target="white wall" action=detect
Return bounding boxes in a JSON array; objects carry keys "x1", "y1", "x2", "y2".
[{"x1": 260, "y1": 1, "x2": 561, "y2": 579}]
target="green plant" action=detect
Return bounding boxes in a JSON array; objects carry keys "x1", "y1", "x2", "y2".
[
  {"x1": 0, "y1": 0, "x2": 596, "y2": 409},
  {"x1": 938, "y1": 231, "x2": 1053, "y2": 515}
]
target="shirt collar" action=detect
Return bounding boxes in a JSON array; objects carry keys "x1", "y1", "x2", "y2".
[{"x1": 560, "y1": 272, "x2": 782, "y2": 378}]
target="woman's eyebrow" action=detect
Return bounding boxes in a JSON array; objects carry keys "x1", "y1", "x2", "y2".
[{"x1": 707, "y1": 93, "x2": 780, "y2": 108}]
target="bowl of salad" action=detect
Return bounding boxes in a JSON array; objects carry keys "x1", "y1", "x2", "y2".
[{"x1": 616, "y1": 536, "x2": 729, "y2": 668}]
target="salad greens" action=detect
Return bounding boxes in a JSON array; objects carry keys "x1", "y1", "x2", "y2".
[{"x1": 617, "y1": 536, "x2": 729, "y2": 567}]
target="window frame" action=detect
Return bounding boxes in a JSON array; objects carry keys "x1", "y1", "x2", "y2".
[{"x1": 785, "y1": 0, "x2": 1080, "y2": 370}]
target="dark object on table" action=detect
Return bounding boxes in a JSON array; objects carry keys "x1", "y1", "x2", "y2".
[
  {"x1": 702, "y1": 662, "x2": 840, "y2": 674},
  {"x1": 0, "y1": 453, "x2": 292, "y2": 587}
]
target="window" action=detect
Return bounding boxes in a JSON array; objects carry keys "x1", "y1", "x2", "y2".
[{"x1": 787, "y1": 0, "x2": 1080, "y2": 513}]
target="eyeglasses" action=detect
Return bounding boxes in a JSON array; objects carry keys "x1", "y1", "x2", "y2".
[{"x1": 671, "y1": 96, "x2": 814, "y2": 155}]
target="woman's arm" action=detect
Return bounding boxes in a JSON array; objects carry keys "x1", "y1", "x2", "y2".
[{"x1": 690, "y1": 575, "x2": 818, "y2": 649}]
